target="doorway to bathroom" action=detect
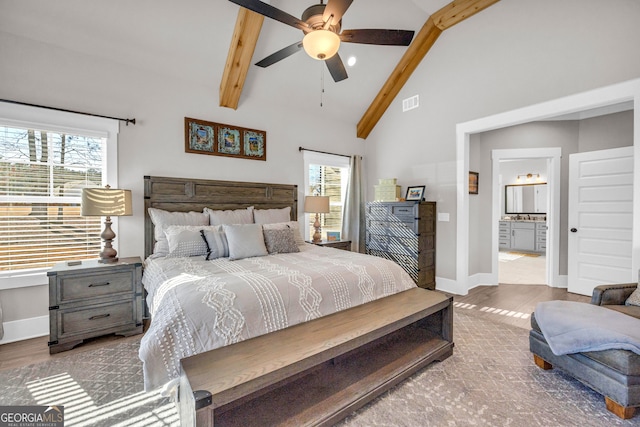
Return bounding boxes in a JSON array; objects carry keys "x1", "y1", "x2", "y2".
[{"x1": 498, "y1": 157, "x2": 548, "y2": 285}]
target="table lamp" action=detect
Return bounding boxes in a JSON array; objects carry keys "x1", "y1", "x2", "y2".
[
  {"x1": 304, "y1": 196, "x2": 330, "y2": 243},
  {"x1": 81, "y1": 185, "x2": 132, "y2": 263}
]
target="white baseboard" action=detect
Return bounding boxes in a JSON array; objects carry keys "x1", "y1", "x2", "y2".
[
  {"x1": 0, "y1": 315, "x2": 48, "y2": 345},
  {"x1": 435, "y1": 276, "x2": 469, "y2": 295}
]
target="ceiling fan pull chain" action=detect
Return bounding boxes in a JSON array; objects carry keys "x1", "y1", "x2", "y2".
[{"x1": 320, "y1": 62, "x2": 325, "y2": 107}]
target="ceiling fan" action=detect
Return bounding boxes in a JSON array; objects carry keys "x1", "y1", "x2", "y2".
[{"x1": 228, "y1": 0, "x2": 415, "y2": 82}]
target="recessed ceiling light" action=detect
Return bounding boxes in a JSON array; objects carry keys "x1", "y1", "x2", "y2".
[{"x1": 347, "y1": 56, "x2": 357, "y2": 67}]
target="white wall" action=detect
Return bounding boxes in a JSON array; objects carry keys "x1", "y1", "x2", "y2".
[
  {"x1": 364, "y1": 0, "x2": 640, "y2": 291},
  {"x1": 0, "y1": 32, "x2": 365, "y2": 336}
]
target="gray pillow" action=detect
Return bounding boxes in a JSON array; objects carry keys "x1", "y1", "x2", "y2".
[
  {"x1": 263, "y1": 228, "x2": 300, "y2": 254},
  {"x1": 164, "y1": 226, "x2": 209, "y2": 258},
  {"x1": 626, "y1": 287, "x2": 640, "y2": 307},
  {"x1": 148, "y1": 208, "x2": 208, "y2": 257},
  {"x1": 262, "y1": 221, "x2": 305, "y2": 246},
  {"x1": 222, "y1": 224, "x2": 268, "y2": 260},
  {"x1": 201, "y1": 229, "x2": 230, "y2": 260}
]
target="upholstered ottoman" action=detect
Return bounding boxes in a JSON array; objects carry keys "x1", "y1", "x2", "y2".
[{"x1": 529, "y1": 283, "x2": 640, "y2": 419}]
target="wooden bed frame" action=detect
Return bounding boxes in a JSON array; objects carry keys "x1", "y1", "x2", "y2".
[{"x1": 143, "y1": 176, "x2": 453, "y2": 426}]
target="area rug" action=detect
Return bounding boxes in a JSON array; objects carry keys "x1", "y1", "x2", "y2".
[{"x1": 0, "y1": 310, "x2": 635, "y2": 426}]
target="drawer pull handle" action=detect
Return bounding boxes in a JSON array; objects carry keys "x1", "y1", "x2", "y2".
[
  {"x1": 89, "y1": 282, "x2": 110, "y2": 287},
  {"x1": 89, "y1": 313, "x2": 111, "y2": 320}
]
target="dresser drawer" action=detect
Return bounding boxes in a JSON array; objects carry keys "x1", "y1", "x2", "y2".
[
  {"x1": 367, "y1": 234, "x2": 418, "y2": 254},
  {"x1": 56, "y1": 299, "x2": 136, "y2": 338},
  {"x1": 367, "y1": 219, "x2": 418, "y2": 236},
  {"x1": 389, "y1": 204, "x2": 417, "y2": 220},
  {"x1": 55, "y1": 270, "x2": 136, "y2": 304}
]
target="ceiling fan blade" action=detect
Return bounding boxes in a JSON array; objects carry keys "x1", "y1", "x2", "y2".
[
  {"x1": 229, "y1": 0, "x2": 309, "y2": 31},
  {"x1": 255, "y1": 41, "x2": 303, "y2": 68},
  {"x1": 325, "y1": 53, "x2": 348, "y2": 82},
  {"x1": 340, "y1": 29, "x2": 415, "y2": 46},
  {"x1": 323, "y1": 0, "x2": 353, "y2": 26}
]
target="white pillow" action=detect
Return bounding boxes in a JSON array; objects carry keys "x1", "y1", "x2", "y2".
[
  {"x1": 253, "y1": 207, "x2": 291, "y2": 225},
  {"x1": 205, "y1": 206, "x2": 254, "y2": 226},
  {"x1": 262, "y1": 221, "x2": 305, "y2": 246},
  {"x1": 165, "y1": 225, "x2": 221, "y2": 258},
  {"x1": 148, "y1": 208, "x2": 209, "y2": 257},
  {"x1": 223, "y1": 224, "x2": 268, "y2": 261},
  {"x1": 201, "y1": 228, "x2": 230, "y2": 260}
]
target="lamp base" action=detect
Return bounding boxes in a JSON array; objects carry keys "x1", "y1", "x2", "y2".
[
  {"x1": 99, "y1": 217, "x2": 119, "y2": 263},
  {"x1": 312, "y1": 213, "x2": 322, "y2": 243}
]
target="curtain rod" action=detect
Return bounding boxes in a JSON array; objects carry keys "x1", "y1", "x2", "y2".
[
  {"x1": 0, "y1": 99, "x2": 136, "y2": 126},
  {"x1": 298, "y1": 146, "x2": 351, "y2": 159}
]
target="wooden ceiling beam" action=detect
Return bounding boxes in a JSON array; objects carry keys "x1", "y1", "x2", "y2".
[
  {"x1": 357, "y1": 0, "x2": 500, "y2": 139},
  {"x1": 431, "y1": 0, "x2": 501, "y2": 30},
  {"x1": 220, "y1": 8, "x2": 264, "y2": 109}
]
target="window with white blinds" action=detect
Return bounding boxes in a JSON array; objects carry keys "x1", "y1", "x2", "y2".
[
  {"x1": 303, "y1": 151, "x2": 350, "y2": 241},
  {"x1": 0, "y1": 104, "x2": 118, "y2": 281},
  {"x1": 0, "y1": 125, "x2": 106, "y2": 272}
]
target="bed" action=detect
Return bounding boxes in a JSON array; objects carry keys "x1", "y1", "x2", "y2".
[{"x1": 140, "y1": 176, "x2": 453, "y2": 425}]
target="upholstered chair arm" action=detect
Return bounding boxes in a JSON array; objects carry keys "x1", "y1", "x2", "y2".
[{"x1": 590, "y1": 283, "x2": 638, "y2": 306}]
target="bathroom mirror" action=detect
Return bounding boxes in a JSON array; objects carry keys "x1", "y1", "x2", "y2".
[{"x1": 505, "y1": 183, "x2": 547, "y2": 214}]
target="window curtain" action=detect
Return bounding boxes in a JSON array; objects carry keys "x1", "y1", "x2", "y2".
[{"x1": 342, "y1": 155, "x2": 365, "y2": 252}]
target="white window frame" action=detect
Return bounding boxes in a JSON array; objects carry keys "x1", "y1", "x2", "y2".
[
  {"x1": 0, "y1": 102, "x2": 119, "y2": 290},
  {"x1": 302, "y1": 151, "x2": 350, "y2": 240}
]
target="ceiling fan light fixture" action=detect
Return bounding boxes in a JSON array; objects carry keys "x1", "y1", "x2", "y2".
[{"x1": 303, "y1": 29, "x2": 340, "y2": 60}]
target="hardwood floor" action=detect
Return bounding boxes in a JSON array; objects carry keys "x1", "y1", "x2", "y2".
[
  {"x1": 452, "y1": 284, "x2": 589, "y2": 329},
  {"x1": 0, "y1": 285, "x2": 588, "y2": 372},
  {"x1": 0, "y1": 322, "x2": 148, "y2": 372}
]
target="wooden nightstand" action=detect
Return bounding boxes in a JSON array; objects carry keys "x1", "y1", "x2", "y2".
[
  {"x1": 308, "y1": 240, "x2": 352, "y2": 251},
  {"x1": 47, "y1": 256, "x2": 143, "y2": 354}
]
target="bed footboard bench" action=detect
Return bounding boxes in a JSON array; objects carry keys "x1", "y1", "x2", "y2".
[{"x1": 178, "y1": 287, "x2": 454, "y2": 427}]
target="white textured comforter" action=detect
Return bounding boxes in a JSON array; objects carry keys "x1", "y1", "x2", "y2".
[{"x1": 139, "y1": 244, "x2": 416, "y2": 391}]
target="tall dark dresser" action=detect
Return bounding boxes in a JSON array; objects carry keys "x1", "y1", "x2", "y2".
[{"x1": 365, "y1": 201, "x2": 436, "y2": 290}]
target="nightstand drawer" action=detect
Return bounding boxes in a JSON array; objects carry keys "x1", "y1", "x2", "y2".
[
  {"x1": 57, "y1": 300, "x2": 136, "y2": 338},
  {"x1": 57, "y1": 270, "x2": 135, "y2": 303}
]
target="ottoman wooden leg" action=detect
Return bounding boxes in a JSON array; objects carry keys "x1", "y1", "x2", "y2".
[
  {"x1": 533, "y1": 354, "x2": 553, "y2": 370},
  {"x1": 605, "y1": 396, "x2": 636, "y2": 419}
]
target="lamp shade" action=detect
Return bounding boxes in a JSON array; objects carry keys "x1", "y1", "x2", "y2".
[
  {"x1": 81, "y1": 187, "x2": 132, "y2": 217},
  {"x1": 303, "y1": 30, "x2": 340, "y2": 60},
  {"x1": 304, "y1": 195, "x2": 330, "y2": 214}
]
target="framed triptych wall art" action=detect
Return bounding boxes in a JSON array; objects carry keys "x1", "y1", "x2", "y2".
[{"x1": 185, "y1": 117, "x2": 266, "y2": 161}]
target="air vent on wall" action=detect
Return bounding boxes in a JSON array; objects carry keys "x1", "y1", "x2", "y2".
[{"x1": 402, "y1": 95, "x2": 419, "y2": 112}]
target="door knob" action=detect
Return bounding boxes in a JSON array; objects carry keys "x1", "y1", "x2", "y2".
[{"x1": 570, "y1": 228, "x2": 577, "y2": 232}]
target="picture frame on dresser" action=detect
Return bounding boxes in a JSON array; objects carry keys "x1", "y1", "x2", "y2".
[{"x1": 405, "y1": 185, "x2": 425, "y2": 201}]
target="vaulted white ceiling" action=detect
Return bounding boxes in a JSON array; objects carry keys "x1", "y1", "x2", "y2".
[{"x1": 0, "y1": 0, "x2": 451, "y2": 126}]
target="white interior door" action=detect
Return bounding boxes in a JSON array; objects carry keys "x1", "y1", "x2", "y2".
[{"x1": 568, "y1": 146, "x2": 634, "y2": 296}]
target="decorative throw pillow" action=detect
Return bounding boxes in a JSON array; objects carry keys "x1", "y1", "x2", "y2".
[
  {"x1": 201, "y1": 228, "x2": 230, "y2": 260},
  {"x1": 263, "y1": 228, "x2": 300, "y2": 254},
  {"x1": 262, "y1": 221, "x2": 306, "y2": 246},
  {"x1": 164, "y1": 225, "x2": 220, "y2": 258},
  {"x1": 626, "y1": 287, "x2": 640, "y2": 307},
  {"x1": 204, "y1": 206, "x2": 254, "y2": 226},
  {"x1": 253, "y1": 207, "x2": 291, "y2": 225},
  {"x1": 223, "y1": 224, "x2": 268, "y2": 261},
  {"x1": 148, "y1": 208, "x2": 209, "y2": 258}
]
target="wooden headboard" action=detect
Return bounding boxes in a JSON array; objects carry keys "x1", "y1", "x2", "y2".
[{"x1": 144, "y1": 176, "x2": 298, "y2": 259}]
